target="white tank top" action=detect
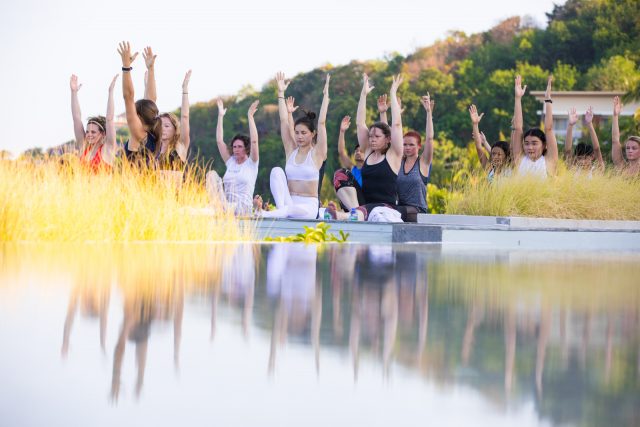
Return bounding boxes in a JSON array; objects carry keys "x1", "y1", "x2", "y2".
[
  {"x1": 223, "y1": 156, "x2": 259, "y2": 210},
  {"x1": 285, "y1": 147, "x2": 317, "y2": 181},
  {"x1": 518, "y1": 155, "x2": 547, "y2": 178}
]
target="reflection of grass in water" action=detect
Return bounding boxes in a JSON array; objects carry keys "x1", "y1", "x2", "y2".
[
  {"x1": 431, "y1": 256, "x2": 640, "y2": 311},
  {"x1": 0, "y1": 158, "x2": 253, "y2": 241},
  {"x1": 447, "y1": 170, "x2": 640, "y2": 220}
]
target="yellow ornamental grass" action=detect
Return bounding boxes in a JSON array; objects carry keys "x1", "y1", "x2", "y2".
[
  {"x1": 0, "y1": 158, "x2": 254, "y2": 242},
  {"x1": 447, "y1": 170, "x2": 640, "y2": 220}
]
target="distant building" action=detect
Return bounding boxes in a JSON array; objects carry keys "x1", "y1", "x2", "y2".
[{"x1": 529, "y1": 91, "x2": 639, "y2": 144}]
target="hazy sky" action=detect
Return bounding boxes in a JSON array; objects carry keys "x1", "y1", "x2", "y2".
[{"x1": 0, "y1": 0, "x2": 563, "y2": 155}]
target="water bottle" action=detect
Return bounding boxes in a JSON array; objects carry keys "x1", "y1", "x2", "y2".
[
  {"x1": 349, "y1": 208, "x2": 358, "y2": 221},
  {"x1": 323, "y1": 209, "x2": 332, "y2": 221}
]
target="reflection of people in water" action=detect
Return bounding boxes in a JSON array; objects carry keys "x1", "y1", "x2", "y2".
[
  {"x1": 221, "y1": 244, "x2": 258, "y2": 339},
  {"x1": 61, "y1": 279, "x2": 111, "y2": 357},
  {"x1": 266, "y1": 243, "x2": 321, "y2": 375}
]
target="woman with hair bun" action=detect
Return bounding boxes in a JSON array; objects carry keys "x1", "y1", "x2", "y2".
[
  {"x1": 512, "y1": 75, "x2": 558, "y2": 178},
  {"x1": 212, "y1": 98, "x2": 260, "y2": 215},
  {"x1": 70, "y1": 73, "x2": 119, "y2": 171},
  {"x1": 117, "y1": 42, "x2": 161, "y2": 165},
  {"x1": 253, "y1": 72, "x2": 329, "y2": 219}
]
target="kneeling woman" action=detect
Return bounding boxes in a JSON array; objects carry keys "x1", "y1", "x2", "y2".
[
  {"x1": 213, "y1": 98, "x2": 260, "y2": 215},
  {"x1": 256, "y1": 72, "x2": 329, "y2": 219}
]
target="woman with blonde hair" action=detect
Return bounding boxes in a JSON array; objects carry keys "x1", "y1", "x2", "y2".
[{"x1": 612, "y1": 96, "x2": 640, "y2": 176}]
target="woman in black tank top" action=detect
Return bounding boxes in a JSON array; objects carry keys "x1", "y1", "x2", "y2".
[{"x1": 327, "y1": 74, "x2": 405, "y2": 221}]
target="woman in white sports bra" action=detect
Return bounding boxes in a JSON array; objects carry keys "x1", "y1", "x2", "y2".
[
  {"x1": 255, "y1": 72, "x2": 329, "y2": 219},
  {"x1": 512, "y1": 75, "x2": 559, "y2": 178}
]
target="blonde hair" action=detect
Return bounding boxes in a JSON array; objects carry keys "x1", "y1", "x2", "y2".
[{"x1": 158, "y1": 113, "x2": 181, "y2": 159}]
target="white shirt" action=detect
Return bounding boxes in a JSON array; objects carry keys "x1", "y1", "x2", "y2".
[
  {"x1": 517, "y1": 155, "x2": 547, "y2": 178},
  {"x1": 223, "y1": 156, "x2": 259, "y2": 214}
]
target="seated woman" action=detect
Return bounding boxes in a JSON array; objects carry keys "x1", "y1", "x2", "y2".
[
  {"x1": 469, "y1": 104, "x2": 511, "y2": 181},
  {"x1": 612, "y1": 96, "x2": 640, "y2": 176},
  {"x1": 395, "y1": 93, "x2": 435, "y2": 223},
  {"x1": 254, "y1": 72, "x2": 329, "y2": 219},
  {"x1": 117, "y1": 42, "x2": 161, "y2": 165},
  {"x1": 211, "y1": 98, "x2": 260, "y2": 215},
  {"x1": 70, "y1": 74, "x2": 119, "y2": 171},
  {"x1": 512, "y1": 75, "x2": 559, "y2": 178},
  {"x1": 564, "y1": 106, "x2": 605, "y2": 175},
  {"x1": 328, "y1": 74, "x2": 404, "y2": 221},
  {"x1": 332, "y1": 115, "x2": 366, "y2": 210}
]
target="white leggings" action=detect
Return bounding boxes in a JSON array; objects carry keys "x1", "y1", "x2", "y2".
[{"x1": 261, "y1": 167, "x2": 319, "y2": 219}]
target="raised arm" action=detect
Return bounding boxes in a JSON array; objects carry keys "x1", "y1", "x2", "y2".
[
  {"x1": 611, "y1": 96, "x2": 624, "y2": 168},
  {"x1": 337, "y1": 116, "x2": 354, "y2": 169},
  {"x1": 275, "y1": 72, "x2": 296, "y2": 156},
  {"x1": 314, "y1": 74, "x2": 330, "y2": 165},
  {"x1": 388, "y1": 74, "x2": 404, "y2": 159},
  {"x1": 215, "y1": 99, "x2": 231, "y2": 164},
  {"x1": 512, "y1": 75, "x2": 526, "y2": 162},
  {"x1": 356, "y1": 73, "x2": 375, "y2": 152},
  {"x1": 103, "y1": 74, "x2": 119, "y2": 163},
  {"x1": 286, "y1": 96, "x2": 297, "y2": 144},
  {"x1": 584, "y1": 106, "x2": 604, "y2": 171},
  {"x1": 70, "y1": 75, "x2": 86, "y2": 149},
  {"x1": 248, "y1": 100, "x2": 260, "y2": 163},
  {"x1": 377, "y1": 94, "x2": 388, "y2": 125},
  {"x1": 543, "y1": 76, "x2": 558, "y2": 173},
  {"x1": 469, "y1": 104, "x2": 488, "y2": 169},
  {"x1": 143, "y1": 46, "x2": 157, "y2": 103},
  {"x1": 177, "y1": 70, "x2": 191, "y2": 162},
  {"x1": 420, "y1": 93, "x2": 435, "y2": 176},
  {"x1": 565, "y1": 107, "x2": 578, "y2": 163},
  {"x1": 117, "y1": 41, "x2": 145, "y2": 150}
]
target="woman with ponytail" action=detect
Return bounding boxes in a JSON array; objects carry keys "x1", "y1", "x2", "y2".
[{"x1": 253, "y1": 72, "x2": 329, "y2": 219}]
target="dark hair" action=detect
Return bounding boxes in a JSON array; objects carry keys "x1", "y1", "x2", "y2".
[
  {"x1": 523, "y1": 128, "x2": 547, "y2": 155},
  {"x1": 294, "y1": 109, "x2": 317, "y2": 134},
  {"x1": 403, "y1": 130, "x2": 422, "y2": 146},
  {"x1": 491, "y1": 140, "x2": 511, "y2": 161},
  {"x1": 230, "y1": 134, "x2": 251, "y2": 156},
  {"x1": 574, "y1": 142, "x2": 594, "y2": 157},
  {"x1": 369, "y1": 122, "x2": 392, "y2": 154},
  {"x1": 86, "y1": 116, "x2": 106, "y2": 134},
  {"x1": 352, "y1": 142, "x2": 362, "y2": 153},
  {"x1": 135, "y1": 99, "x2": 161, "y2": 149}
]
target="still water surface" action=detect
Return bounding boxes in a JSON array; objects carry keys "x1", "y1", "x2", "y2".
[{"x1": 0, "y1": 243, "x2": 639, "y2": 426}]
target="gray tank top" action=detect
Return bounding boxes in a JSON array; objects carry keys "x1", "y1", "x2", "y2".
[{"x1": 396, "y1": 158, "x2": 429, "y2": 211}]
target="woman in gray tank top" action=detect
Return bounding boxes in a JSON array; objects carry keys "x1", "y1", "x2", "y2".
[{"x1": 395, "y1": 93, "x2": 434, "y2": 222}]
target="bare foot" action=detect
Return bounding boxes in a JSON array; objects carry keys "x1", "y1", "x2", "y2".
[{"x1": 327, "y1": 201, "x2": 348, "y2": 220}]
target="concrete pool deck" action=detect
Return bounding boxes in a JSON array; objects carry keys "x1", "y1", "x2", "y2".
[{"x1": 249, "y1": 214, "x2": 640, "y2": 250}]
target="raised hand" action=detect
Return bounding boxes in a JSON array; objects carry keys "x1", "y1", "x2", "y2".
[
  {"x1": 117, "y1": 41, "x2": 138, "y2": 67},
  {"x1": 514, "y1": 75, "x2": 527, "y2": 98},
  {"x1": 323, "y1": 73, "x2": 331, "y2": 96},
  {"x1": 275, "y1": 72, "x2": 290, "y2": 94},
  {"x1": 397, "y1": 96, "x2": 406, "y2": 114},
  {"x1": 108, "y1": 74, "x2": 119, "y2": 92},
  {"x1": 421, "y1": 93, "x2": 435, "y2": 113},
  {"x1": 568, "y1": 107, "x2": 578, "y2": 126},
  {"x1": 143, "y1": 46, "x2": 157, "y2": 69},
  {"x1": 390, "y1": 74, "x2": 404, "y2": 93},
  {"x1": 544, "y1": 75, "x2": 553, "y2": 100},
  {"x1": 377, "y1": 94, "x2": 389, "y2": 113},
  {"x1": 70, "y1": 74, "x2": 82, "y2": 92},
  {"x1": 362, "y1": 73, "x2": 375, "y2": 95},
  {"x1": 217, "y1": 98, "x2": 227, "y2": 117},
  {"x1": 584, "y1": 106, "x2": 594, "y2": 124},
  {"x1": 182, "y1": 70, "x2": 191, "y2": 93},
  {"x1": 468, "y1": 104, "x2": 484, "y2": 124},
  {"x1": 340, "y1": 115, "x2": 351, "y2": 132},
  {"x1": 613, "y1": 96, "x2": 622, "y2": 116},
  {"x1": 248, "y1": 100, "x2": 260, "y2": 118},
  {"x1": 286, "y1": 96, "x2": 298, "y2": 114}
]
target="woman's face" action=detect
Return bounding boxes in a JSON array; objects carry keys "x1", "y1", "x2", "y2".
[
  {"x1": 294, "y1": 124, "x2": 315, "y2": 147},
  {"x1": 369, "y1": 127, "x2": 390, "y2": 152},
  {"x1": 523, "y1": 136, "x2": 544, "y2": 160},
  {"x1": 403, "y1": 136, "x2": 420, "y2": 158},
  {"x1": 491, "y1": 146, "x2": 506, "y2": 168},
  {"x1": 160, "y1": 117, "x2": 176, "y2": 142},
  {"x1": 625, "y1": 140, "x2": 640, "y2": 161},
  {"x1": 232, "y1": 139, "x2": 248, "y2": 161},
  {"x1": 85, "y1": 123, "x2": 104, "y2": 145},
  {"x1": 575, "y1": 155, "x2": 594, "y2": 170}
]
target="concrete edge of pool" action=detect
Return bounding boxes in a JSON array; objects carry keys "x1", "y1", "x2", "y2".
[{"x1": 243, "y1": 214, "x2": 640, "y2": 250}]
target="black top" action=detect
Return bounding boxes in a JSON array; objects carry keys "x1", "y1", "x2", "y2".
[
  {"x1": 124, "y1": 132, "x2": 158, "y2": 166},
  {"x1": 361, "y1": 153, "x2": 397, "y2": 205},
  {"x1": 157, "y1": 149, "x2": 185, "y2": 171}
]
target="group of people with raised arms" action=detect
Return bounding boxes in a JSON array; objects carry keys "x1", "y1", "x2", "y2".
[{"x1": 70, "y1": 42, "x2": 640, "y2": 222}]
